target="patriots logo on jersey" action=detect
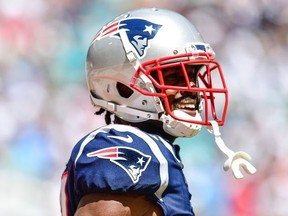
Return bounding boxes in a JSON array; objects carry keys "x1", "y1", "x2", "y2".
[
  {"x1": 87, "y1": 146, "x2": 151, "y2": 183},
  {"x1": 94, "y1": 18, "x2": 162, "y2": 58}
]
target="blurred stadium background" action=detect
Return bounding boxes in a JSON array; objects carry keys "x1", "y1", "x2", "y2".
[{"x1": 0, "y1": 0, "x2": 287, "y2": 215}]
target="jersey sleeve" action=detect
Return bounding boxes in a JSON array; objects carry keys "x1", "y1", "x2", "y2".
[
  {"x1": 61, "y1": 124, "x2": 193, "y2": 216},
  {"x1": 68, "y1": 125, "x2": 172, "y2": 200}
]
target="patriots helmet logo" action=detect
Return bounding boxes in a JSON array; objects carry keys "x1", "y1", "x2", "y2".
[
  {"x1": 87, "y1": 147, "x2": 151, "y2": 183},
  {"x1": 94, "y1": 18, "x2": 162, "y2": 58}
]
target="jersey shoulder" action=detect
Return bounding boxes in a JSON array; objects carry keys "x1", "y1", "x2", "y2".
[
  {"x1": 70, "y1": 124, "x2": 159, "y2": 164},
  {"x1": 67, "y1": 124, "x2": 173, "y2": 196},
  {"x1": 62, "y1": 124, "x2": 194, "y2": 215}
]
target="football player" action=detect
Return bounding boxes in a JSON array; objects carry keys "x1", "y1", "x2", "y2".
[{"x1": 60, "y1": 8, "x2": 256, "y2": 216}]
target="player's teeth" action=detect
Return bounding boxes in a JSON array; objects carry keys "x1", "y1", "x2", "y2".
[
  {"x1": 177, "y1": 104, "x2": 195, "y2": 109},
  {"x1": 186, "y1": 104, "x2": 195, "y2": 108}
]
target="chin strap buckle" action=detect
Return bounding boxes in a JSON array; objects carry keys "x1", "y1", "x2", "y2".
[{"x1": 207, "y1": 121, "x2": 257, "y2": 179}]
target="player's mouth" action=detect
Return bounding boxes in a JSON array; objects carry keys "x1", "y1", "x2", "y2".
[{"x1": 172, "y1": 102, "x2": 197, "y2": 116}]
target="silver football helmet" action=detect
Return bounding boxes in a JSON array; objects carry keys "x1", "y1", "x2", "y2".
[{"x1": 86, "y1": 8, "x2": 228, "y2": 137}]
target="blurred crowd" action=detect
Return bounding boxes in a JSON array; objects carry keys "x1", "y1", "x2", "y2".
[{"x1": 0, "y1": 0, "x2": 287, "y2": 215}]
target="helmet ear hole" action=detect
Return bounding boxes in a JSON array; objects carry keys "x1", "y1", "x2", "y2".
[{"x1": 116, "y1": 82, "x2": 134, "y2": 98}]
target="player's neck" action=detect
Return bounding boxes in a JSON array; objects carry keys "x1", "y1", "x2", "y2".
[{"x1": 113, "y1": 116, "x2": 176, "y2": 143}]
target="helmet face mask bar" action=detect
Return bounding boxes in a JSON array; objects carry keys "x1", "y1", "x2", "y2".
[{"x1": 131, "y1": 51, "x2": 228, "y2": 127}]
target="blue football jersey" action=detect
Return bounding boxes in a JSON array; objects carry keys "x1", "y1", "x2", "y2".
[{"x1": 60, "y1": 124, "x2": 195, "y2": 216}]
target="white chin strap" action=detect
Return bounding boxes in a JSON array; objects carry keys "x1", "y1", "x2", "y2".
[
  {"x1": 207, "y1": 121, "x2": 257, "y2": 179},
  {"x1": 161, "y1": 110, "x2": 202, "y2": 137}
]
